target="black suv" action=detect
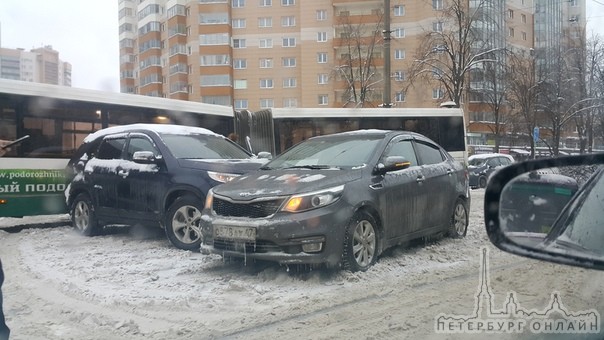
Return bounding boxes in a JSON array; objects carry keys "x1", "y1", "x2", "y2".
[{"x1": 65, "y1": 124, "x2": 268, "y2": 250}]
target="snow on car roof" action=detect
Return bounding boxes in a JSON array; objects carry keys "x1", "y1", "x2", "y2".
[
  {"x1": 468, "y1": 153, "x2": 514, "y2": 161},
  {"x1": 83, "y1": 123, "x2": 221, "y2": 143}
]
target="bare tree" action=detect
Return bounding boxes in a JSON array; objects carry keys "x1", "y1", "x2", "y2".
[
  {"x1": 584, "y1": 33, "x2": 604, "y2": 152},
  {"x1": 407, "y1": 0, "x2": 500, "y2": 107},
  {"x1": 333, "y1": 10, "x2": 384, "y2": 107},
  {"x1": 505, "y1": 50, "x2": 540, "y2": 158}
]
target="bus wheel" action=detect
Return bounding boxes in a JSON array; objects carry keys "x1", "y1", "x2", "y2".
[
  {"x1": 165, "y1": 195, "x2": 204, "y2": 251},
  {"x1": 71, "y1": 193, "x2": 99, "y2": 236}
]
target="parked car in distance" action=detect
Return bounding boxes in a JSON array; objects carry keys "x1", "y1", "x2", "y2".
[
  {"x1": 468, "y1": 153, "x2": 514, "y2": 189},
  {"x1": 484, "y1": 153, "x2": 604, "y2": 270},
  {"x1": 200, "y1": 130, "x2": 470, "y2": 272},
  {"x1": 65, "y1": 124, "x2": 269, "y2": 250}
]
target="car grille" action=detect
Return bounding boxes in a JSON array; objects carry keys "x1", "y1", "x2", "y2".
[
  {"x1": 213, "y1": 197, "x2": 285, "y2": 218},
  {"x1": 213, "y1": 239, "x2": 281, "y2": 253}
]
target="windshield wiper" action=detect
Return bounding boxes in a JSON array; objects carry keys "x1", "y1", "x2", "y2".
[{"x1": 284, "y1": 165, "x2": 340, "y2": 170}]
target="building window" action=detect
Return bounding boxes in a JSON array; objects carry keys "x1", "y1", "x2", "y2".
[
  {"x1": 522, "y1": 32, "x2": 527, "y2": 41},
  {"x1": 232, "y1": 0, "x2": 245, "y2": 8},
  {"x1": 394, "y1": 49, "x2": 405, "y2": 59},
  {"x1": 234, "y1": 79, "x2": 248, "y2": 89},
  {"x1": 260, "y1": 58, "x2": 273, "y2": 68},
  {"x1": 281, "y1": 16, "x2": 296, "y2": 27},
  {"x1": 258, "y1": 17, "x2": 272, "y2": 27},
  {"x1": 200, "y1": 33, "x2": 229, "y2": 45},
  {"x1": 234, "y1": 99, "x2": 248, "y2": 109},
  {"x1": 317, "y1": 52, "x2": 327, "y2": 63},
  {"x1": 508, "y1": 9, "x2": 514, "y2": 19},
  {"x1": 233, "y1": 58, "x2": 247, "y2": 69},
  {"x1": 282, "y1": 37, "x2": 296, "y2": 47},
  {"x1": 432, "y1": 88, "x2": 444, "y2": 99},
  {"x1": 260, "y1": 0, "x2": 272, "y2": 6},
  {"x1": 260, "y1": 98, "x2": 274, "y2": 108},
  {"x1": 508, "y1": 27, "x2": 514, "y2": 37},
  {"x1": 282, "y1": 77, "x2": 297, "y2": 88},
  {"x1": 282, "y1": 57, "x2": 296, "y2": 67},
  {"x1": 281, "y1": 0, "x2": 294, "y2": 6},
  {"x1": 570, "y1": 0, "x2": 578, "y2": 7},
  {"x1": 521, "y1": 14, "x2": 526, "y2": 23},
  {"x1": 259, "y1": 38, "x2": 273, "y2": 48},
  {"x1": 283, "y1": 98, "x2": 297, "y2": 107},
  {"x1": 232, "y1": 18, "x2": 246, "y2": 28},
  {"x1": 233, "y1": 38, "x2": 247, "y2": 48},
  {"x1": 201, "y1": 74, "x2": 231, "y2": 86},
  {"x1": 432, "y1": 0, "x2": 443, "y2": 10},
  {"x1": 395, "y1": 91, "x2": 405, "y2": 102},
  {"x1": 393, "y1": 5, "x2": 404, "y2": 16},
  {"x1": 317, "y1": 9, "x2": 327, "y2": 21},
  {"x1": 317, "y1": 32, "x2": 327, "y2": 42},
  {"x1": 318, "y1": 73, "x2": 328, "y2": 84},
  {"x1": 433, "y1": 21, "x2": 443, "y2": 32},
  {"x1": 200, "y1": 13, "x2": 229, "y2": 24},
  {"x1": 260, "y1": 79, "x2": 274, "y2": 88},
  {"x1": 393, "y1": 70, "x2": 405, "y2": 81},
  {"x1": 201, "y1": 54, "x2": 230, "y2": 66},
  {"x1": 202, "y1": 96, "x2": 231, "y2": 106},
  {"x1": 318, "y1": 94, "x2": 328, "y2": 105},
  {"x1": 393, "y1": 28, "x2": 405, "y2": 38}
]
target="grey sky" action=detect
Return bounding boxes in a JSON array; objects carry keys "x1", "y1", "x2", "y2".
[{"x1": 0, "y1": 0, "x2": 603, "y2": 93}]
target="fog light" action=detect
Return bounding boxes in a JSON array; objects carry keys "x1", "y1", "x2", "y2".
[{"x1": 302, "y1": 242, "x2": 323, "y2": 253}]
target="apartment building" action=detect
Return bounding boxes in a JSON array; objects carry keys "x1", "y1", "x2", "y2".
[
  {"x1": 119, "y1": 0, "x2": 586, "y2": 147},
  {"x1": 0, "y1": 45, "x2": 72, "y2": 86}
]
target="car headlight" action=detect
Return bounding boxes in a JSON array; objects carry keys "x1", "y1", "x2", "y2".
[
  {"x1": 207, "y1": 171, "x2": 239, "y2": 183},
  {"x1": 281, "y1": 185, "x2": 344, "y2": 213}
]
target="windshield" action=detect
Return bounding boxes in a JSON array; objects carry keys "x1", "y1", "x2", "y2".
[
  {"x1": 264, "y1": 136, "x2": 382, "y2": 170},
  {"x1": 161, "y1": 134, "x2": 251, "y2": 159}
]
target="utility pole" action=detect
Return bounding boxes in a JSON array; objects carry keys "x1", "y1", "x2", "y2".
[{"x1": 381, "y1": 0, "x2": 392, "y2": 108}]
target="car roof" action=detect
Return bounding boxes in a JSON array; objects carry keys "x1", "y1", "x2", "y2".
[
  {"x1": 468, "y1": 153, "x2": 514, "y2": 161},
  {"x1": 83, "y1": 123, "x2": 222, "y2": 143},
  {"x1": 311, "y1": 129, "x2": 433, "y2": 141}
]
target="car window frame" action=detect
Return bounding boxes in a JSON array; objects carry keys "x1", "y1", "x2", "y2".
[
  {"x1": 380, "y1": 135, "x2": 418, "y2": 167},
  {"x1": 413, "y1": 138, "x2": 445, "y2": 166}
]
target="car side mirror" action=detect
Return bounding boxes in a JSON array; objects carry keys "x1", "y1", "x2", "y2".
[
  {"x1": 376, "y1": 156, "x2": 411, "y2": 175},
  {"x1": 484, "y1": 153, "x2": 604, "y2": 271},
  {"x1": 132, "y1": 151, "x2": 161, "y2": 164},
  {"x1": 256, "y1": 151, "x2": 273, "y2": 160}
]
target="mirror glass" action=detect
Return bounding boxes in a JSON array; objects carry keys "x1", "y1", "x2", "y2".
[{"x1": 499, "y1": 164, "x2": 604, "y2": 260}]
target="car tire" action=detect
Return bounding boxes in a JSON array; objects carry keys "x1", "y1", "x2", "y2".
[
  {"x1": 479, "y1": 176, "x2": 487, "y2": 188},
  {"x1": 165, "y1": 195, "x2": 204, "y2": 251},
  {"x1": 448, "y1": 198, "x2": 468, "y2": 238},
  {"x1": 71, "y1": 193, "x2": 100, "y2": 236},
  {"x1": 342, "y1": 211, "x2": 379, "y2": 272}
]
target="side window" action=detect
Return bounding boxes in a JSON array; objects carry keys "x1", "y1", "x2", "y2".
[
  {"x1": 487, "y1": 157, "x2": 501, "y2": 167},
  {"x1": 126, "y1": 137, "x2": 158, "y2": 160},
  {"x1": 97, "y1": 138, "x2": 127, "y2": 160},
  {"x1": 500, "y1": 157, "x2": 512, "y2": 166},
  {"x1": 382, "y1": 139, "x2": 418, "y2": 166},
  {"x1": 415, "y1": 140, "x2": 444, "y2": 165}
]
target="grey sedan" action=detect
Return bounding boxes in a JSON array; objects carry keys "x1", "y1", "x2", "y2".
[{"x1": 200, "y1": 130, "x2": 470, "y2": 271}]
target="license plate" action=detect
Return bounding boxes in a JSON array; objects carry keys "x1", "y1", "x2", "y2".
[{"x1": 214, "y1": 225, "x2": 256, "y2": 241}]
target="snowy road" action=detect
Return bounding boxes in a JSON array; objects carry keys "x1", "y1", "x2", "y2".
[{"x1": 1, "y1": 189, "x2": 603, "y2": 339}]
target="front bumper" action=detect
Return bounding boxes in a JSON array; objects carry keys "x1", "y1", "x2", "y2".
[{"x1": 200, "y1": 202, "x2": 353, "y2": 267}]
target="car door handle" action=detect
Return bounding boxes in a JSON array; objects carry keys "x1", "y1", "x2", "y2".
[
  {"x1": 416, "y1": 175, "x2": 425, "y2": 183},
  {"x1": 369, "y1": 183, "x2": 383, "y2": 190},
  {"x1": 446, "y1": 169, "x2": 454, "y2": 175},
  {"x1": 117, "y1": 169, "x2": 129, "y2": 177}
]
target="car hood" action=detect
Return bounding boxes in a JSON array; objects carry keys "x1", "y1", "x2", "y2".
[
  {"x1": 177, "y1": 158, "x2": 268, "y2": 174},
  {"x1": 212, "y1": 168, "x2": 364, "y2": 200}
]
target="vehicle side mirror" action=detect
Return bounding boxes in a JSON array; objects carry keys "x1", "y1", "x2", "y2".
[
  {"x1": 132, "y1": 151, "x2": 161, "y2": 164},
  {"x1": 256, "y1": 151, "x2": 273, "y2": 160},
  {"x1": 485, "y1": 153, "x2": 604, "y2": 271},
  {"x1": 376, "y1": 156, "x2": 411, "y2": 175}
]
